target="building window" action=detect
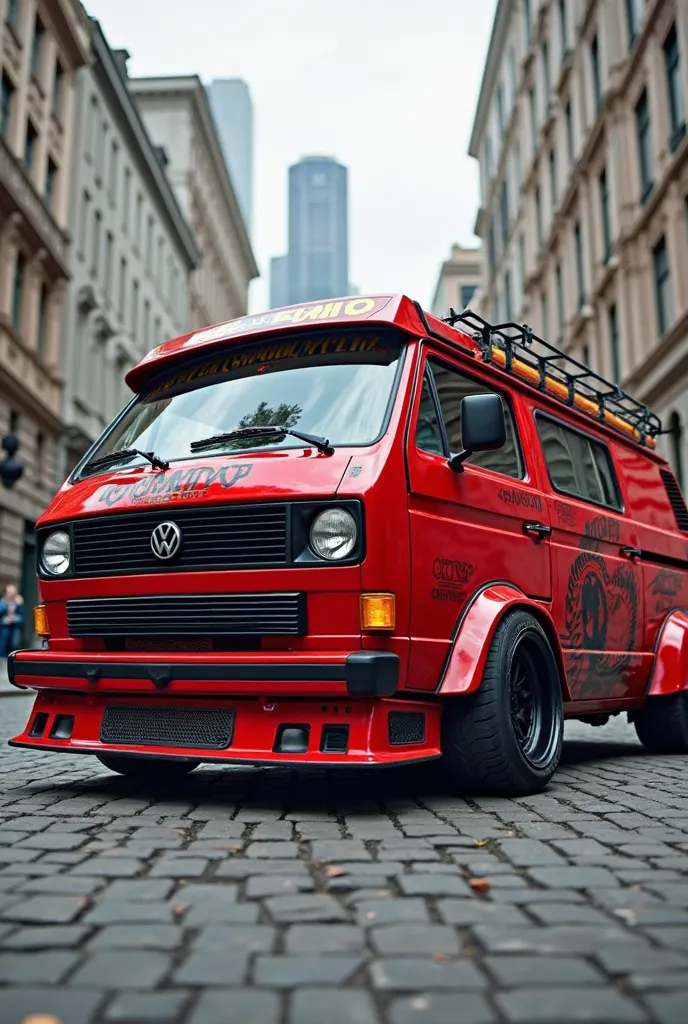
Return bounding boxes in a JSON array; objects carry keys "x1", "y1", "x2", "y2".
[
  {"x1": 574, "y1": 221, "x2": 585, "y2": 308},
  {"x1": 559, "y1": 0, "x2": 568, "y2": 55},
  {"x1": 131, "y1": 279, "x2": 139, "y2": 338},
  {"x1": 488, "y1": 221, "x2": 496, "y2": 273},
  {"x1": 104, "y1": 231, "x2": 114, "y2": 298},
  {"x1": 514, "y1": 142, "x2": 522, "y2": 193},
  {"x1": 599, "y1": 167, "x2": 611, "y2": 263},
  {"x1": 52, "y1": 62, "x2": 63, "y2": 118},
  {"x1": 504, "y1": 271, "x2": 512, "y2": 321},
  {"x1": 484, "y1": 135, "x2": 492, "y2": 184},
  {"x1": 518, "y1": 233, "x2": 526, "y2": 293},
  {"x1": 626, "y1": 0, "x2": 642, "y2": 47},
  {"x1": 664, "y1": 26, "x2": 686, "y2": 151},
  {"x1": 549, "y1": 147, "x2": 557, "y2": 209},
  {"x1": 460, "y1": 284, "x2": 476, "y2": 308},
  {"x1": 524, "y1": 0, "x2": 532, "y2": 45},
  {"x1": 119, "y1": 257, "x2": 127, "y2": 319},
  {"x1": 653, "y1": 235, "x2": 672, "y2": 336},
  {"x1": 154, "y1": 316, "x2": 161, "y2": 344},
  {"x1": 122, "y1": 167, "x2": 131, "y2": 231},
  {"x1": 31, "y1": 17, "x2": 44, "y2": 79},
  {"x1": 91, "y1": 210, "x2": 102, "y2": 278},
  {"x1": 109, "y1": 141, "x2": 118, "y2": 200},
  {"x1": 1, "y1": 73, "x2": 14, "y2": 138},
  {"x1": 541, "y1": 288, "x2": 549, "y2": 337},
  {"x1": 529, "y1": 86, "x2": 538, "y2": 150},
  {"x1": 668, "y1": 411, "x2": 684, "y2": 489},
  {"x1": 45, "y1": 157, "x2": 57, "y2": 210},
  {"x1": 635, "y1": 89, "x2": 653, "y2": 201},
  {"x1": 36, "y1": 285, "x2": 47, "y2": 358},
  {"x1": 135, "y1": 192, "x2": 143, "y2": 249},
  {"x1": 497, "y1": 86, "x2": 504, "y2": 136},
  {"x1": 509, "y1": 48, "x2": 517, "y2": 101},
  {"x1": 6, "y1": 0, "x2": 17, "y2": 28},
  {"x1": 565, "y1": 100, "x2": 574, "y2": 162},
  {"x1": 24, "y1": 120, "x2": 37, "y2": 175},
  {"x1": 556, "y1": 262, "x2": 565, "y2": 339},
  {"x1": 500, "y1": 180, "x2": 509, "y2": 243},
  {"x1": 582, "y1": 343, "x2": 590, "y2": 367},
  {"x1": 590, "y1": 35, "x2": 601, "y2": 113},
  {"x1": 145, "y1": 215, "x2": 154, "y2": 274},
  {"x1": 608, "y1": 303, "x2": 620, "y2": 382},
  {"x1": 535, "y1": 186, "x2": 543, "y2": 245},
  {"x1": 12, "y1": 252, "x2": 25, "y2": 332},
  {"x1": 143, "y1": 299, "x2": 151, "y2": 348},
  {"x1": 542, "y1": 41, "x2": 550, "y2": 98},
  {"x1": 79, "y1": 190, "x2": 90, "y2": 255}
]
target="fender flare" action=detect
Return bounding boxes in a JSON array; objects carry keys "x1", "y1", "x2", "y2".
[
  {"x1": 436, "y1": 581, "x2": 570, "y2": 700},
  {"x1": 645, "y1": 608, "x2": 688, "y2": 697}
]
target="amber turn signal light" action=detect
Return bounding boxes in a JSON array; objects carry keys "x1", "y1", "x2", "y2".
[
  {"x1": 34, "y1": 605, "x2": 50, "y2": 637},
  {"x1": 360, "y1": 593, "x2": 395, "y2": 631}
]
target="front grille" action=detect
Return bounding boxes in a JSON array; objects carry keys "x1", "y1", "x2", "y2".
[
  {"x1": 67, "y1": 593, "x2": 306, "y2": 637},
  {"x1": 388, "y1": 711, "x2": 425, "y2": 745},
  {"x1": 101, "y1": 705, "x2": 234, "y2": 749},
  {"x1": 70, "y1": 503, "x2": 288, "y2": 577}
]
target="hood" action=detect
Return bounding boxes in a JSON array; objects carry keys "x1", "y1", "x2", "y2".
[{"x1": 43, "y1": 450, "x2": 356, "y2": 523}]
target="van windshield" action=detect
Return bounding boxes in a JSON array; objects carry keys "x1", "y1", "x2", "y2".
[{"x1": 79, "y1": 329, "x2": 405, "y2": 478}]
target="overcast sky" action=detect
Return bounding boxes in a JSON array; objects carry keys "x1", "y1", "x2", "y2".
[{"x1": 85, "y1": 0, "x2": 496, "y2": 314}]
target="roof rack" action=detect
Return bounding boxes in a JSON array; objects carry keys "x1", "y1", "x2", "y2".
[{"x1": 442, "y1": 308, "x2": 661, "y2": 449}]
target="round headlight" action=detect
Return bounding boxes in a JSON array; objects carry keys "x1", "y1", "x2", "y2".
[
  {"x1": 41, "y1": 530, "x2": 71, "y2": 576},
  {"x1": 310, "y1": 508, "x2": 357, "y2": 561}
]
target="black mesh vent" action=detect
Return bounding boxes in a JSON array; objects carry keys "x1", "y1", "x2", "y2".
[
  {"x1": 660, "y1": 469, "x2": 688, "y2": 532},
  {"x1": 101, "y1": 706, "x2": 234, "y2": 749},
  {"x1": 67, "y1": 593, "x2": 306, "y2": 637},
  {"x1": 388, "y1": 711, "x2": 425, "y2": 745}
]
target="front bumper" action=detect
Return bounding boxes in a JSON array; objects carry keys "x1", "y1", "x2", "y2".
[
  {"x1": 6, "y1": 649, "x2": 399, "y2": 699},
  {"x1": 9, "y1": 691, "x2": 442, "y2": 767}
]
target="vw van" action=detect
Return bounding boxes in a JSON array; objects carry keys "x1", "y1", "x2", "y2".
[{"x1": 7, "y1": 295, "x2": 688, "y2": 795}]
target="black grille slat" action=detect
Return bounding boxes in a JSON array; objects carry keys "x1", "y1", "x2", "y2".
[
  {"x1": 70, "y1": 504, "x2": 289, "y2": 576},
  {"x1": 660, "y1": 469, "x2": 688, "y2": 532},
  {"x1": 388, "y1": 712, "x2": 426, "y2": 745},
  {"x1": 67, "y1": 593, "x2": 306, "y2": 636},
  {"x1": 100, "y1": 706, "x2": 234, "y2": 749}
]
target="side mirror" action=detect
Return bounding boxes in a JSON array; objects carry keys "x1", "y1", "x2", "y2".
[{"x1": 448, "y1": 393, "x2": 506, "y2": 473}]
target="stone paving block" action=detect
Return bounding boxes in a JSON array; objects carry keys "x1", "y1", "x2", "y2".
[
  {"x1": 498, "y1": 839, "x2": 567, "y2": 865},
  {"x1": 527, "y1": 902, "x2": 616, "y2": 925},
  {"x1": 526, "y1": 866, "x2": 620, "y2": 888},
  {"x1": 0, "y1": 950, "x2": 81, "y2": 984},
  {"x1": 68, "y1": 950, "x2": 172, "y2": 991},
  {"x1": 641, "y1": 993, "x2": 688, "y2": 1024},
  {"x1": 2, "y1": 925, "x2": 90, "y2": 948},
  {"x1": 485, "y1": 955, "x2": 606, "y2": 986},
  {"x1": 70, "y1": 858, "x2": 145, "y2": 877},
  {"x1": 82, "y1": 901, "x2": 175, "y2": 925},
  {"x1": 265, "y1": 893, "x2": 349, "y2": 923},
  {"x1": 104, "y1": 989, "x2": 191, "y2": 1021},
  {"x1": 186, "y1": 988, "x2": 281, "y2": 1024},
  {"x1": 437, "y1": 899, "x2": 532, "y2": 927},
  {"x1": 184, "y1": 902, "x2": 260, "y2": 926},
  {"x1": 172, "y1": 951, "x2": 251, "y2": 986},
  {"x1": 148, "y1": 856, "x2": 210, "y2": 877},
  {"x1": 388, "y1": 993, "x2": 496, "y2": 1024},
  {"x1": 370, "y1": 957, "x2": 487, "y2": 990},
  {"x1": 89, "y1": 924, "x2": 183, "y2": 949},
  {"x1": 370, "y1": 924, "x2": 461, "y2": 956},
  {"x1": 288, "y1": 988, "x2": 378, "y2": 1024},
  {"x1": 595, "y1": 945, "x2": 688, "y2": 973},
  {"x1": 1, "y1": 894, "x2": 88, "y2": 924},
  {"x1": 253, "y1": 954, "x2": 363, "y2": 987},
  {"x1": 216, "y1": 858, "x2": 310, "y2": 878},
  {"x1": 285, "y1": 924, "x2": 366, "y2": 954},
  {"x1": 494, "y1": 986, "x2": 646, "y2": 1022},
  {"x1": 472, "y1": 925, "x2": 650, "y2": 955},
  {"x1": 102, "y1": 879, "x2": 176, "y2": 901},
  {"x1": 0, "y1": 987, "x2": 104, "y2": 1024},
  {"x1": 193, "y1": 924, "x2": 276, "y2": 953},
  {"x1": 397, "y1": 874, "x2": 471, "y2": 897},
  {"x1": 246, "y1": 874, "x2": 315, "y2": 897},
  {"x1": 356, "y1": 899, "x2": 431, "y2": 924},
  {"x1": 311, "y1": 840, "x2": 371, "y2": 861}
]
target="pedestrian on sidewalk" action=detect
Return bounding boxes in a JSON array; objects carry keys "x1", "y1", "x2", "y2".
[{"x1": 0, "y1": 583, "x2": 24, "y2": 658}]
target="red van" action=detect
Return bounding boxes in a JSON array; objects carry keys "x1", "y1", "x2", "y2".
[{"x1": 7, "y1": 295, "x2": 688, "y2": 795}]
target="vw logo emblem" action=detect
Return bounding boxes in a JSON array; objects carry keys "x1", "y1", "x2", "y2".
[{"x1": 150, "y1": 521, "x2": 182, "y2": 560}]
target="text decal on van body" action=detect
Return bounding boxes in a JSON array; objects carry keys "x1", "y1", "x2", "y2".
[{"x1": 99, "y1": 464, "x2": 253, "y2": 507}]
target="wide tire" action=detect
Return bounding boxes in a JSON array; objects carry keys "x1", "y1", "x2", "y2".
[
  {"x1": 441, "y1": 610, "x2": 564, "y2": 796},
  {"x1": 96, "y1": 754, "x2": 200, "y2": 776},
  {"x1": 633, "y1": 692, "x2": 688, "y2": 754}
]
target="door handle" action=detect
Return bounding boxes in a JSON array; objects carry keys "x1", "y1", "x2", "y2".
[
  {"x1": 523, "y1": 522, "x2": 552, "y2": 540},
  {"x1": 620, "y1": 546, "x2": 642, "y2": 561}
]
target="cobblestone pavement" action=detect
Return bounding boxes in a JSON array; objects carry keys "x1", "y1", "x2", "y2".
[{"x1": 1, "y1": 698, "x2": 688, "y2": 1024}]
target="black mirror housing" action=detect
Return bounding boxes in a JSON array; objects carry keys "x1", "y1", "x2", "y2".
[{"x1": 448, "y1": 393, "x2": 506, "y2": 472}]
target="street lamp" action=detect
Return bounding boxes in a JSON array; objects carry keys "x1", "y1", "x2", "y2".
[{"x1": 0, "y1": 433, "x2": 24, "y2": 489}]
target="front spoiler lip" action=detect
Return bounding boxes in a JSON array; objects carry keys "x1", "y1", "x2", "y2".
[
  {"x1": 7, "y1": 649, "x2": 400, "y2": 698},
  {"x1": 7, "y1": 738, "x2": 441, "y2": 768}
]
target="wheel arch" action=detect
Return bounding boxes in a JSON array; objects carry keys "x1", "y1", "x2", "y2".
[
  {"x1": 645, "y1": 607, "x2": 688, "y2": 697},
  {"x1": 436, "y1": 581, "x2": 570, "y2": 701}
]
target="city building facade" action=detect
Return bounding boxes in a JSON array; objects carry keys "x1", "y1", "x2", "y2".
[
  {"x1": 127, "y1": 74, "x2": 258, "y2": 330},
  {"x1": 431, "y1": 243, "x2": 483, "y2": 318},
  {"x1": 207, "y1": 78, "x2": 253, "y2": 236},
  {"x1": 469, "y1": 0, "x2": 688, "y2": 486},
  {"x1": 270, "y1": 155, "x2": 349, "y2": 307},
  {"x1": 0, "y1": 0, "x2": 90, "y2": 607},
  {"x1": 61, "y1": 21, "x2": 199, "y2": 478}
]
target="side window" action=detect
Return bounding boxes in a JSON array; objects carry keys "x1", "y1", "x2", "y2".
[
  {"x1": 417, "y1": 358, "x2": 523, "y2": 479},
  {"x1": 536, "y1": 415, "x2": 622, "y2": 509},
  {"x1": 415, "y1": 373, "x2": 444, "y2": 455}
]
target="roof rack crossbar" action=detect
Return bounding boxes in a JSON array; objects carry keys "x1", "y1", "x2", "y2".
[{"x1": 440, "y1": 308, "x2": 662, "y2": 446}]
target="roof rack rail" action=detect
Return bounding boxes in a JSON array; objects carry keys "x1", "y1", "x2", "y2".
[{"x1": 442, "y1": 308, "x2": 661, "y2": 449}]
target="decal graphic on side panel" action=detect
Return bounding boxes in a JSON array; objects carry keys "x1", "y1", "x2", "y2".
[
  {"x1": 651, "y1": 569, "x2": 684, "y2": 613},
  {"x1": 431, "y1": 558, "x2": 476, "y2": 604},
  {"x1": 497, "y1": 487, "x2": 543, "y2": 512}
]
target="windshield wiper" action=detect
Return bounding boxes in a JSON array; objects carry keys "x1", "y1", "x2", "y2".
[
  {"x1": 86, "y1": 447, "x2": 170, "y2": 472},
  {"x1": 190, "y1": 426, "x2": 334, "y2": 456}
]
